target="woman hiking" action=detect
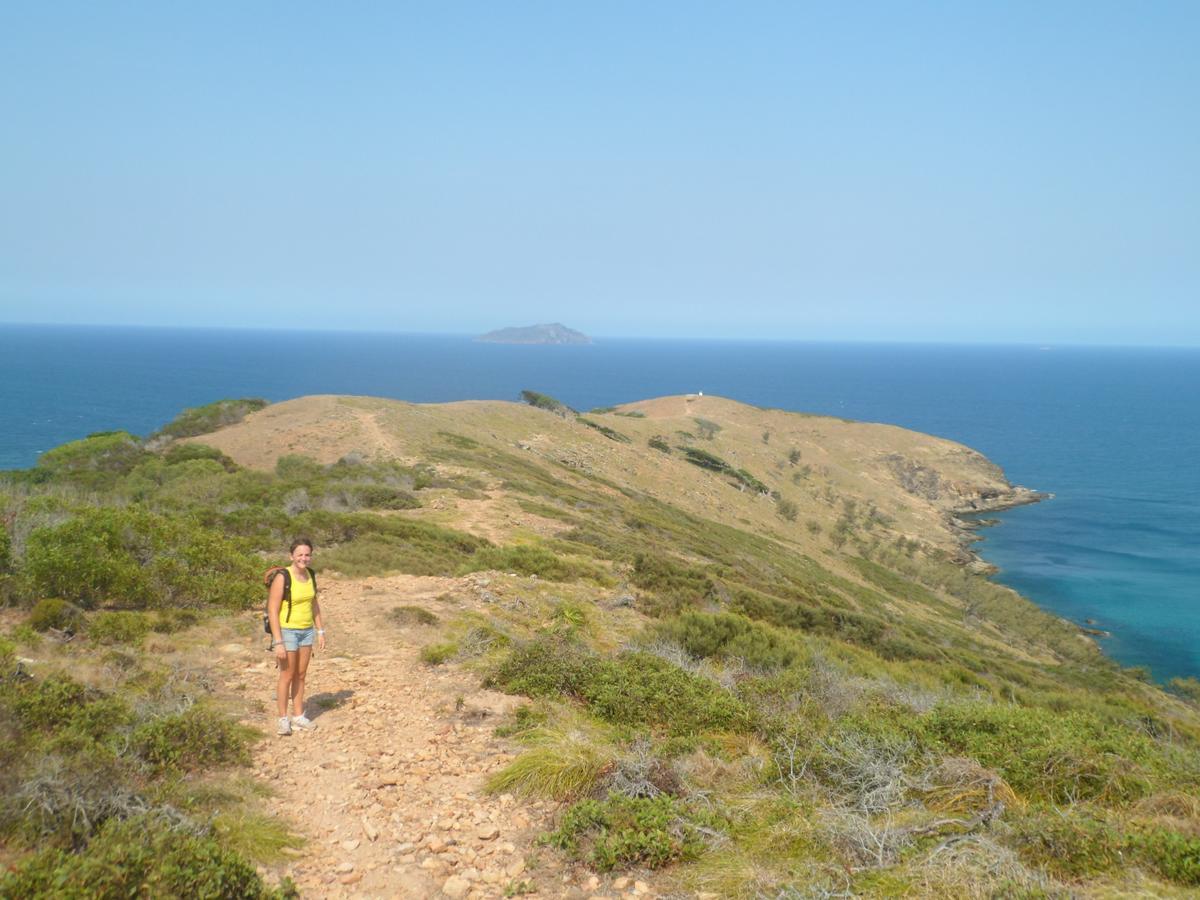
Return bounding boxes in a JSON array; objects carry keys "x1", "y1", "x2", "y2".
[{"x1": 268, "y1": 538, "x2": 326, "y2": 735}]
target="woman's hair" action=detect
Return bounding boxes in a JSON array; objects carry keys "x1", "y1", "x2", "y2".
[{"x1": 290, "y1": 538, "x2": 314, "y2": 553}]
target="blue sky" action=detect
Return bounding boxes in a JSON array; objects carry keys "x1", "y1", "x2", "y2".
[{"x1": 1, "y1": 2, "x2": 1197, "y2": 343}]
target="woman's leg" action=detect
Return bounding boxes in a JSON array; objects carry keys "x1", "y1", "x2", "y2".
[
  {"x1": 291, "y1": 645, "x2": 313, "y2": 716},
  {"x1": 276, "y1": 653, "x2": 295, "y2": 717}
]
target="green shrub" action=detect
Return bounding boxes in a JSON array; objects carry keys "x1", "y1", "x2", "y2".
[
  {"x1": 545, "y1": 795, "x2": 708, "y2": 871},
  {"x1": 1169, "y1": 677, "x2": 1200, "y2": 704},
  {"x1": 349, "y1": 484, "x2": 420, "y2": 510},
  {"x1": 463, "y1": 544, "x2": 607, "y2": 583},
  {"x1": 0, "y1": 813, "x2": 288, "y2": 899},
  {"x1": 489, "y1": 639, "x2": 752, "y2": 735},
  {"x1": 648, "y1": 435, "x2": 671, "y2": 454},
  {"x1": 420, "y1": 642, "x2": 458, "y2": 665},
  {"x1": 678, "y1": 446, "x2": 731, "y2": 473},
  {"x1": 274, "y1": 454, "x2": 324, "y2": 481},
  {"x1": 1134, "y1": 826, "x2": 1200, "y2": 885},
  {"x1": 776, "y1": 498, "x2": 799, "y2": 522},
  {"x1": 88, "y1": 611, "x2": 151, "y2": 645},
  {"x1": 520, "y1": 390, "x2": 576, "y2": 417},
  {"x1": 133, "y1": 706, "x2": 252, "y2": 773},
  {"x1": 693, "y1": 418, "x2": 721, "y2": 440},
  {"x1": 4, "y1": 672, "x2": 133, "y2": 757},
  {"x1": 161, "y1": 442, "x2": 239, "y2": 471},
  {"x1": 317, "y1": 518, "x2": 488, "y2": 577},
  {"x1": 24, "y1": 507, "x2": 257, "y2": 610},
  {"x1": 152, "y1": 398, "x2": 268, "y2": 440},
  {"x1": 654, "y1": 611, "x2": 802, "y2": 671},
  {"x1": 1010, "y1": 807, "x2": 1125, "y2": 878},
  {"x1": 579, "y1": 419, "x2": 631, "y2": 443},
  {"x1": 34, "y1": 431, "x2": 149, "y2": 488},
  {"x1": 631, "y1": 553, "x2": 715, "y2": 616},
  {"x1": 923, "y1": 702, "x2": 1161, "y2": 804},
  {"x1": 28, "y1": 598, "x2": 85, "y2": 633},
  {"x1": 0, "y1": 522, "x2": 11, "y2": 574}
]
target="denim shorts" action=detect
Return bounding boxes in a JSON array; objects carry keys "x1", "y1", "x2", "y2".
[{"x1": 281, "y1": 627, "x2": 315, "y2": 651}]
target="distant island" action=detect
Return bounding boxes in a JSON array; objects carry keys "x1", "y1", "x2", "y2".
[{"x1": 475, "y1": 322, "x2": 592, "y2": 345}]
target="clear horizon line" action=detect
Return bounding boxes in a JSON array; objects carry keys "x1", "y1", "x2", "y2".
[{"x1": 2, "y1": 319, "x2": 1198, "y2": 351}]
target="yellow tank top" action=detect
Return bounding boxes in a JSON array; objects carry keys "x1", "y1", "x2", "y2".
[{"x1": 282, "y1": 566, "x2": 315, "y2": 628}]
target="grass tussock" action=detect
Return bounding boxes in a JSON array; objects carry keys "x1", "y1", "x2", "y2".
[{"x1": 487, "y1": 723, "x2": 617, "y2": 801}]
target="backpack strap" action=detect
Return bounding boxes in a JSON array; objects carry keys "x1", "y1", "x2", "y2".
[{"x1": 271, "y1": 568, "x2": 293, "y2": 625}]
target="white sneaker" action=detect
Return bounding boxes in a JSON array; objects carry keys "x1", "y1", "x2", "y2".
[
  {"x1": 291, "y1": 714, "x2": 314, "y2": 730},
  {"x1": 277, "y1": 717, "x2": 292, "y2": 735}
]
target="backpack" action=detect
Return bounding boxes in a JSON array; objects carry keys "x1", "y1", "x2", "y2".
[{"x1": 262, "y1": 566, "x2": 318, "y2": 635}]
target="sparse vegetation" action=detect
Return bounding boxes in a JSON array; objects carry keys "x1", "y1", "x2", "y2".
[{"x1": 5, "y1": 393, "x2": 1200, "y2": 895}]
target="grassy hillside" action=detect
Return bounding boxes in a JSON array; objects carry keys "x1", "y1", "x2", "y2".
[{"x1": 2, "y1": 393, "x2": 1199, "y2": 897}]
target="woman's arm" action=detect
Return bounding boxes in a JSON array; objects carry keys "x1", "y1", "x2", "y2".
[
  {"x1": 312, "y1": 595, "x2": 326, "y2": 652},
  {"x1": 268, "y1": 573, "x2": 287, "y2": 660}
]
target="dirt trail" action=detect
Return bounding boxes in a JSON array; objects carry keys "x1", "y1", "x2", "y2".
[{"x1": 222, "y1": 574, "x2": 664, "y2": 900}]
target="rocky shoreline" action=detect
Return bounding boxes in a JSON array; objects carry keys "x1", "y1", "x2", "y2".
[{"x1": 946, "y1": 485, "x2": 1053, "y2": 575}]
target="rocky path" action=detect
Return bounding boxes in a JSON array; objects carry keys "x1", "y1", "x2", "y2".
[{"x1": 223, "y1": 574, "x2": 665, "y2": 900}]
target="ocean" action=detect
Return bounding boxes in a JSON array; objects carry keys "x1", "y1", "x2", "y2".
[{"x1": 4, "y1": 324, "x2": 1198, "y2": 681}]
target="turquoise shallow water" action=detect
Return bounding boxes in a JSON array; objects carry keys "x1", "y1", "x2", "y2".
[{"x1": 4, "y1": 325, "x2": 1198, "y2": 680}]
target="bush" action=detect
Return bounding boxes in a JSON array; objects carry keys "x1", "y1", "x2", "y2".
[
  {"x1": 654, "y1": 611, "x2": 802, "y2": 671},
  {"x1": 489, "y1": 639, "x2": 752, "y2": 735},
  {"x1": 463, "y1": 544, "x2": 607, "y2": 583},
  {"x1": 923, "y1": 702, "x2": 1161, "y2": 804},
  {"x1": 0, "y1": 813, "x2": 288, "y2": 899},
  {"x1": 545, "y1": 795, "x2": 708, "y2": 871},
  {"x1": 631, "y1": 553, "x2": 715, "y2": 616},
  {"x1": 1135, "y1": 827, "x2": 1200, "y2": 885},
  {"x1": 648, "y1": 435, "x2": 671, "y2": 454},
  {"x1": 34, "y1": 431, "x2": 149, "y2": 488},
  {"x1": 88, "y1": 611, "x2": 151, "y2": 645},
  {"x1": 1169, "y1": 677, "x2": 1200, "y2": 704},
  {"x1": 161, "y1": 442, "x2": 239, "y2": 471},
  {"x1": 0, "y1": 523, "x2": 12, "y2": 574},
  {"x1": 579, "y1": 419, "x2": 631, "y2": 443},
  {"x1": 152, "y1": 398, "x2": 268, "y2": 440},
  {"x1": 28, "y1": 598, "x2": 85, "y2": 633},
  {"x1": 420, "y1": 642, "x2": 458, "y2": 665},
  {"x1": 520, "y1": 390, "x2": 576, "y2": 417},
  {"x1": 133, "y1": 706, "x2": 252, "y2": 773},
  {"x1": 1010, "y1": 807, "x2": 1126, "y2": 879},
  {"x1": 776, "y1": 498, "x2": 798, "y2": 522},
  {"x1": 349, "y1": 484, "x2": 420, "y2": 510},
  {"x1": 24, "y1": 507, "x2": 261, "y2": 610},
  {"x1": 317, "y1": 518, "x2": 488, "y2": 577}
]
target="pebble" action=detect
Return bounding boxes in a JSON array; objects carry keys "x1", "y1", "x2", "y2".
[
  {"x1": 441, "y1": 875, "x2": 471, "y2": 898},
  {"x1": 334, "y1": 862, "x2": 355, "y2": 874}
]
